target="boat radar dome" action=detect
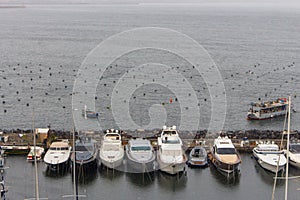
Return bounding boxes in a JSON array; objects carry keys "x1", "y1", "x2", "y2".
[
  {"x1": 162, "y1": 126, "x2": 167, "y2": 130},
  {"x1": 115, "y1": 130, "x2": 119, "y2": 133},
  {"x1": 172, "y1": 125, "x2": 176, "y2": 130}
]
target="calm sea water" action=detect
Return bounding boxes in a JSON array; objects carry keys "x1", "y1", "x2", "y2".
[
  {"x1": 4, "y1": 153, "x2": 300, "y2": 200},
  {"x1": 0, "y1": 4, "x2": 300, "y2": 131},
  {"x1": 0, "y1": 3, "x2": 300, "y2": 199}
]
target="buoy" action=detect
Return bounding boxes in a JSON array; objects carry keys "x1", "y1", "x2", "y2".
[{"x1": 169, "y1": 98, "x2": 173, "y2": 103}]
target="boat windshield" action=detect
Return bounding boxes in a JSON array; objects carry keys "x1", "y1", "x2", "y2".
[
  {"x1": 131, "y1": 146, "x2": 151, "y2": 151},
  {"x1": 103, "y1": 144, "x2": 119, "y2": 151},
  {"x1": 76, "y1": 146, "x2": 88, "y2": 151},
  {"x1": 216, "y1": 148, "x2": 236, "y2": 154},
  {"x1": 192, "y1": 149, "x2": 205, "y2": 157},
  {"x1": 290, "y1": 144, "x2": 300, "y2": 153}
]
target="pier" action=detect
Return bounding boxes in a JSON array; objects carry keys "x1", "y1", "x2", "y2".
[{"x1": 0, "y1": 129, "x2": 298, "y2": 154}]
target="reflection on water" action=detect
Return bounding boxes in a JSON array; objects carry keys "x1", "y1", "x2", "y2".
[
  {"x1": 126, "y1": 172, "x2": 155, "y2": 187},
  {"x1": 98, "y1": 164, "x2": 124, "y2": 181},
  {"x1": 252, "y1": 157, "x2": 285, "y2": 186},
  {"x1": 157, "y1": 171, "x2": 187, "y2": 192},
  {"x1": 209, "y1": 164, "x2": 240, "y2": 186},
  {"x1": 72, "y1": 162, "x2": 98, "y2": 185}
]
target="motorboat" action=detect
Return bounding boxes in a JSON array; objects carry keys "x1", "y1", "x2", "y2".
[
  {"x1": 210, "y1": 136, "x2": 241, "y2": 174},
  {"x1": 125, "y1": 138, "x2": 156, "y2": 173},
  {"x1": 187, "y1": 146, "x2": 208, "y2": 167},
  {"x1": 70, "y1": 136, "x2": 98, "y2": 169},
  {"x1": 99, "y1": 129, "x2": 124, "y2": 169},
  {"x1": 247, "y1": 98, "x2": 288, "y2": 120},
  {"x1": 82, "y1": 105, "x2": 98, "y2": 118},
  {"x1": 253, "y1": 143, "x2": 286, "y2": 173},
  {"x1": 27, "y1": 146, "x2": 44, "y2": 162},
  {"x1": 288, "y1": 142, "x2": 300, "y2": 168},
  {"x1": 44, "y1": 140, "x2": 71, "y2": 172},
  {"x1": 157, "y1": 126, "x2": 187, "y2": 175}
]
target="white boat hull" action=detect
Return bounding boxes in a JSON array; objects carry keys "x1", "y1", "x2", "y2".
[
  {"x1": 253, "y1": 151, "x2": 286, "y2": 173},
  {"x1": 157, "y1": 154, "x2": 186, "y2": 175},
  {"x1": 100, "y1": 156, "x2": 123, "y2": 169},
  {"x1": 289, "y1": 152, "x2": 300, "y2": 168}
]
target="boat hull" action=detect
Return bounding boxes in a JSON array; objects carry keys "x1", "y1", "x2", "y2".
[
  {"x1": 126, "y1": 157, "x2": 155, "y2": 173},
  {"x1": 253, "y1": 151, "x2": 285, "y2": 173},
  {"x1": 247, "y1": 110, "x2": 287, "y2": 120},
  {"x1": 210, "y1": 157, "x2": 240, "y2": 174},
  {"x1": 157, "y1": 154, "x2": 186, "y2": 175},
  {"x1": 288, "y1": 153, "x2": 300, "y2": 168},
  {"x1": 100, "y1": 156, "x2": 123, "y2": 169},
  {"x1": 45, "y1": 160, "x2": 70, "y2": 173}
]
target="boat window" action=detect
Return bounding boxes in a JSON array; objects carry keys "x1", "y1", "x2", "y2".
[
  {"x1": 61, "y1": 147, "x2": 69, "y2": 150},
  {"x1": 131, "y1": 146, "x2": 151, "y2": 151},
  {"x1": 216, "y1": 148, "x2": 236, "y2": 154},
  {"x1": 49, "y1": 147, "x2": 57, "y2": 150},
  {"x1": 162, "y1": 131, "x2": 177, "y2": 135},
  {"x1": 290, "y1": 144, "x2": 300, "y2": 153}
]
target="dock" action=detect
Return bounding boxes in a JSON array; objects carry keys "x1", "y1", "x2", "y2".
[{"x1": 0, "y1": 129, "x2": 299, "y2": 155}]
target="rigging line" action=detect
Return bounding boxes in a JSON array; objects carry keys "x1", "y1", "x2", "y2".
[{"x1": 271, "y1": 100, "x2": 288, "y2": 200}]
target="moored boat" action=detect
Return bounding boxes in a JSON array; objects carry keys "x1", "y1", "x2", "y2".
[
  {"x1": 187, "y1": 146, "x2": 208, "y2": 167},
  {"x1": 210, "y1": 136, "x2": 241, "y2": 175},
  {"x1": 125, "y1": 138, "x2": 156, "y2": 173},
  {"x1": 157, "y1": 126, "x2": 187, "y2": 175},
  {"x1": 27, "y1": 146, "x2": 44, "y2": 162},
  {"x1": 247, "y1": 98, "x2": 288, "y2": 120},
  {"x1": 70, "y1": 136, "x2": 98, "y2": 169},
  {"x1": 253, "y1": 143, "x2": 286, "y2": 173},
  {"x1": 44, "y1": 140, "x2": 71, "y2": 172},
  {"x1": 99, "y1": 129, "x2": 124, "y2": 169},
  {"x1": 288, "y1": 142, "x2": 300, "y2": 168}
]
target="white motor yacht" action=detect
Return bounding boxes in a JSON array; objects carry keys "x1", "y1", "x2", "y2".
[{"x1": 157, "y1": 126, "x2": 187, "y2": 175}]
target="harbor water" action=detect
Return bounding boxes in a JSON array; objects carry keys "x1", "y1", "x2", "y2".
[{"x1": 4, "y1": 154, "x2": 300, "y2": 200}]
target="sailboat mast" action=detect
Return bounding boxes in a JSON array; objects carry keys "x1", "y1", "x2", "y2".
[
  {"x1": 72, "y1": 127, "x2": 78, "y2": 200},
  {"x1": 33, "y1": 110, "x2": 40, "y2": 200},
  {"x1": 285, "y1": 96, "x2": 291, "y2": 200}
]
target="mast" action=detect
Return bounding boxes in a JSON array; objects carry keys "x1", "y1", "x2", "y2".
[
  {"x1": 33, "y1": 110, "x2": 40, "y2": 200},
  {"x1": 285, "y1": 96, "x2": 291, "y2": 200},
  {"x1": 72, "y1": 127, "x2": 77, "y2": 200}
]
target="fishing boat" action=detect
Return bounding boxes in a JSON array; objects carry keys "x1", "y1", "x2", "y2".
[
  {"x1": 125, "y1": 138, "x2": 156, "y2": 173},
  {"x1": 82, "y1": 105, "x2": 98, "y2": 119},
  {"x1": 70, "y1": 136, "x2": 98, "y2": 169},
  {"x1": 253, "y1": 143, "x2": 286, "y2": 173},
  {"x1": 187, "y1": 146, "x2": 208, "y2": 167},
  {"x1": 44, "y1": 140, "x2": 71, "y2": 172},
  {"x1": 157, "y1": 126, "x2": 187, "y2": 175},
  {"x1": 288, "y1": 142, "x2": 300, "y2": 168},
  {"x1": 27, "y1": 146, "x2": 44, "y2": 162},
  {"x1": 210, "y1": 136, "x2": 241, "y2": 174},
  {"x1": 99, "y1": 129, "x2": 124, "y2": 169},
  {"x1": 247, "y1": 98, "x2": 288, "y2": 120}
]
